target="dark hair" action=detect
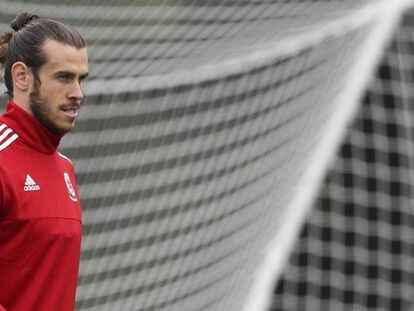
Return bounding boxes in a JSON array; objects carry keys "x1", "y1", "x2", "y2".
[{"x1": 0, "y1": 12, "x2": 85, "y2": 97}]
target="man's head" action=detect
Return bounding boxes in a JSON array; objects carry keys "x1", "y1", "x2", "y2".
[{"x1": 0, "y1": 12, "x2": 89, "y2": 135}]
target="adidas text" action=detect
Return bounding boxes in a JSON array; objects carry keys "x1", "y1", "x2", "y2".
[{"x1": 24, "y1": 184, "x2": 40, "y2": 191}]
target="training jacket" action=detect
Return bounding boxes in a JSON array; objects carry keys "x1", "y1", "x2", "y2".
[{"x1": 0, "y1": 100, "x2": 82, "y2": 311}]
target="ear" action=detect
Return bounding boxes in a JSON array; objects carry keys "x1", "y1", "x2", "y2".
[{"x1": 11, "y1": 62, "x2": 32, "y2": 92}]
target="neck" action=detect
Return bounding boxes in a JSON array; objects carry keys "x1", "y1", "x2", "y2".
[
  {"x1": 11, "y1": 94, "x2": 33, "y2": 116},
  {"x1": 1, "y1": 100, "x2": 62, "y2": 154}
]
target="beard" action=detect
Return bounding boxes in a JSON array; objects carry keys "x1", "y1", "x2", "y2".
[{"x1": 29, "y1": 79, "x2": 71, "y2": 136}]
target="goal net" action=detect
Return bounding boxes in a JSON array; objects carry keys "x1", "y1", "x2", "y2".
[
  {"x1": 272, "y1": 6, "x2": 414, "y2": 311},
  {"x1": 0, "y1": 1, "x2": 413, "y2": 311}
]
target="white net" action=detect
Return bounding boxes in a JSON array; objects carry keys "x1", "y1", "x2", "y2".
[
  {"x1": 0, "y1": 1, "x2": 413, "y2": 310},
  {"x1": 272, "y1": 7, "x2": 414, "y2": 311}
]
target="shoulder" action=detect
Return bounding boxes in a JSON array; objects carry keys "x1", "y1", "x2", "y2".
[
  {"x1": 0, "y1": 122, "x2": 19, "y2": 154},
  {"x1": 57, "y1": 152, "x2": 76, "y2": 173},
  {"x1": 58, "y1": 151, "x2": 73, "y2": 164}
]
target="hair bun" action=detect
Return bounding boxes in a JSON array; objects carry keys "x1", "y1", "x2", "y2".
[
  {"x1": 0, "y1": 32, "x2": 12, "y2": 67},
  {"x1": 11, "y1": 12, "x2": 40, "y2": 31}
]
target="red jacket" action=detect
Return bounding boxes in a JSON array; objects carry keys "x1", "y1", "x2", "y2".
[{"x1": 0, "y1": 100, "x2": 82, "y2": 311}]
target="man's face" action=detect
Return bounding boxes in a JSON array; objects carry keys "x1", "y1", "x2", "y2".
[{"x1": 29, "y1": 39, "x2": 89, "y2": 136}]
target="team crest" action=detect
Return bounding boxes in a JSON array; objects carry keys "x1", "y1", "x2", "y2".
[{"x1": 64, "y1": 172, "x2": 77, "y2": 202}]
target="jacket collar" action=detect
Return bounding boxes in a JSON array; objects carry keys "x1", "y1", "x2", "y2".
[{"x1": 2, "y1": 100, "x2": 62, "y2": 154}]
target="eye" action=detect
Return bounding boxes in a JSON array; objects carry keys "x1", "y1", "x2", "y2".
[
  {"x1": 79, "y1": 74, "x2": 89, "y2": 84},
  {"x1": 58, "y1": 75, "x2": 71, "y2": 82}
]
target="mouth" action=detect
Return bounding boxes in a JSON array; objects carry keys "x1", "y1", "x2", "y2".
[{"x1": 60, "y1": 105, "x2": 80, "y2": 118}]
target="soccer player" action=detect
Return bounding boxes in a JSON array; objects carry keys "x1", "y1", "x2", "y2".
[{"x1": 0, "y1": 12, "x2": 88, "y2": 310}]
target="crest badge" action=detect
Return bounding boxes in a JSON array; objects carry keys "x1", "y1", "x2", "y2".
[{"x1": 64, "y1": 172, "x2": 77, "y2": 202}]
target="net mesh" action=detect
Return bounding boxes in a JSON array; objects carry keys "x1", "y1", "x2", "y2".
[
  {"x1": 0, "y1": 1, "x2": 413, "y2": 310},
  {"x1": 272, "y1": 7, "x2": 414, "y2": 311}
]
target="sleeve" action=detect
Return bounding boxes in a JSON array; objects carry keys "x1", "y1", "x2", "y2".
[
  {"x1": 0, "y1": 170, "x2": 8, "y2": 311},
  {"x1": 0, "y1": 173, "x2": 6, "y2": 311},
  {"x1": 0, "y1": 171, "x2": 5, "y2": 215}
]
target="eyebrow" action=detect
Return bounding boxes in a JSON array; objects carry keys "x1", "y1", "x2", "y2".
[{"x1": 54, "y1": 70, "x2": 90, "y2": 80}]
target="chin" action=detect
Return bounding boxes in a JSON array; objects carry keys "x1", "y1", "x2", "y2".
[
  {"x1": 49, "y1": 123, "x2": 75, "y2": 136},
  {"x1": 60, "y1": 126, "x2": 75, "y2": 135}
]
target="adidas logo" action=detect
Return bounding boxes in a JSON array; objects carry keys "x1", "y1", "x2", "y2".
[{"x1": 24, "y1": 174, "x2": 40, "y2": 191}]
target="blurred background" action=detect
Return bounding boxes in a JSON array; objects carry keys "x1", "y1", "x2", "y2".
[{"x1": 0, "y1": 1, "x2": 413, "y2": 310}]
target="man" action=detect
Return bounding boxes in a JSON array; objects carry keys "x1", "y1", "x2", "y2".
[{"x1": 0, "y1": 12, "x2": 88, "y2": 310}]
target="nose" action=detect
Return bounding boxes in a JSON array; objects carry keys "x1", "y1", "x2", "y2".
[{"x1": 68, "y1": 82, "x2": 84, "y2": 102}]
